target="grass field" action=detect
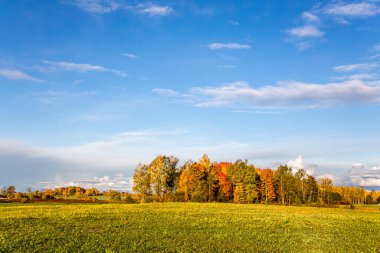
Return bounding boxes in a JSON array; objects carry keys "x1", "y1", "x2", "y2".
[{"x1": 0, "y1": 203, "x2": 379, "y2": 252}]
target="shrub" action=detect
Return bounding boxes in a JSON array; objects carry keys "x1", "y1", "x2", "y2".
[
  {"x1": 20, "y1": 198, "x2": 30, "y2": 203},
  {"x1": 125, "y1": 194, "x2": 136, "y2": 204}
]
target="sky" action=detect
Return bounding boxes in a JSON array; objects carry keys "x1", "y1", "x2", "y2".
[{"x1": 0, "y1": 0, "x2": 380, "y2": 191}]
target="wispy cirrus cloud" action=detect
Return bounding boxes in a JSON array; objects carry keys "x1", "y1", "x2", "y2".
[
  {"x1": 333, "y1": 63, "x2": 378, "y2": 72},
  {"x1": 333, "y1": 73, "x2": 377, "y2": 81},
  {"x1": 229, "y1": 20, "x2": 239, "y2": 26},
  {"x1": 286, "y1": 14, "x2": 324, "y2": 49},
  {"x1": 66, "y1": 0, "x2": 120, "y2": 14},
  {"x1": 28, "y1": 90, "x2": 97, "y2": 106},
  {"x1": 41, "y1": 60, "x2": 127, "y2": 77},
  {"x1": 369, "y1": 43, "x2": 380, "y2": 59},
  {"x1": 122, "y1": 53, "x2": 137, "y2": 59},
  {"x1": 0, "y1": 69, "x2": 42, "y2": 82},
  {"x1": 287, "y1": 25, "x2": 324, "y2": 38},
  {"x1": 65, "y1": 0, "x2": 173, "y2": 17},
  {"x1": 152, "y1": 88, "x2": 180, "y2": 97},
  {"x1": 137, "y1": 4, "x2": 173, "y2": 16},
  {"x1": 373, "y1": 43, "x2": 380, "y2": 52},
  {"x1": 323, "y1": 1, "x2": 380, "y2": 18},
  {"x1": 287, "y1": 1, "x2": 380, "y2": 49},
  {"x1": 302, "y1": 11, "x2": 320, "y2": 23},
  {"x1": 208, "y1": 43, "x2": 251, "y2": 50},
  {"x1": 154, "y1": 79, "x2": 380, "y2": 109}
]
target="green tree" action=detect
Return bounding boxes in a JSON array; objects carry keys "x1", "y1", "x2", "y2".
[
  {"x1": 304, "y1": 175, "x2": 318, "y2": 203},
  {"x1": 229, "y1": 160, "x2": 258, "y2": 204},
  {"x1": 148, "y1": 155, "x2": 179, "y2": 198},
  {"x1": 199, "y1": 154, "x2": 219, "y2": 202},
  {"x1": 7, "y1": 185, "x2": 15, "y2": 194},
  {"x1": 294, "y1": 169, "x2": 307, "y2": 203},
  {"x1": 274, "y1": 165, "x2": 293, "y2": 205},
  {"x1": 132, "y1": 164, "x2": 151, "y2": 195},
  {"x1": 318, "y1": 178, "x2": 333, "y2": 205},
  {"x1": 365, "y1": 194, "x2": 373, "y2": 204}
]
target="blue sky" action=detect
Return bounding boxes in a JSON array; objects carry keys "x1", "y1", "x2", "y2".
[{"x1": 1, "y1": 0, "x2": 380, "y2": 191}]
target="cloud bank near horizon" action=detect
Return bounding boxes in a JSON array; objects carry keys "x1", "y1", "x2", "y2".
[{"x1": 1, "y1": 135, "x2": 379, "y2": 191}]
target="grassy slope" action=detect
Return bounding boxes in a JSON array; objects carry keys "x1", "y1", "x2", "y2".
[{"x1": 0, "y1": 203, "x2": 379, "y2": 252}]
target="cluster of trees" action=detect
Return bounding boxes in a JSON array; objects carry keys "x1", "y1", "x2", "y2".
[
  {"x1": 133, "y1": 154, "x2": 380, "y2": 205},
  {"x1": 2, "y1": 154, "x2": 379, "y2": 206},
  {"x1": 0, "y1": 185, "x2": 133, "y2": 202},
  {"x1": 0, "y1": 185, "x2": 16, "y2": 198}
]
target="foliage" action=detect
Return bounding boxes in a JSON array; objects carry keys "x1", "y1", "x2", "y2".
[{"x1": 131, "y1": 154, "x2": 378, "y2": 206}]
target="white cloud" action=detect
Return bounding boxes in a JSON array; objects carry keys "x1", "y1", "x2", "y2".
[
  {"x1": 39, "y1": 174, "x2": 133, "y2": 191},
  {"x1": 369, "y1": 165, "x2": 380, "y2": 171},
  {"x1": 123, "y1": 53, "x2": 137, "y2": 59},
  {"x1": 42, "y1": 60, "x2": 127, "y2": 77},
  {"x1": 317, "y1": 173, "x2": 336, "y2": 181},
  {"x1": 231, "y1": 110, "x2": 280, "y2": 114},
  {"x1": 373, "y1": 43, "x2": 380, "y2": 52},
  {"x1": 288, "y1": 25, "x2": 324, "y2": 38},
  {"x1": 369, "y1": 53, "x2": 380, "y2": 59},
  {"x1": 333, "y1": 73, "x2": 377, "y2": 81},
  {"x1": 287, "y1": 2, "x2": 380, "y2": 49},
  {"x1": 229, "y1": 20, "x2": 239, "y2": 25},
  {"x1": 67, "y1": 0, "x2": 120, "y2": 14},
  {"x1": 66, "y1": 1, "x2": 173, "y2": 17},
  {"x1": 2, "y1": 133, "x2": 380, "y2": 190},
  {"x1": 302, "y1": 11, "x2": 320, "y2": 23},
  {"x1": 208, "y1": 43, "x2": 251, "y2": 50},
  {"x1": 152, "y1": 88, "x2": 179, "y2": 97},
  {"x1": 155, "y1": 79, "x2": 380, "y2": 109},
  {"x1": 346, "y1": 163, "x2": 380, "y2": 186},
  {"x1": 0, "y1": 69, "x2": 42, "y2": 82},
  {"x1": 334, "y1": 63, "x2": 378, "y2": 72},
  {"x1": 28, "y1": 90, "x2": 97, "y2": 106},
  {"x1": 43, "y1": 60, "x2": 105, "y2": 72},
  {"x1": 324, "y1": 2, "x2": 380, "y2": 17},
  {"x1": 296, "y1": 41, "x2": 313, "y2": 50},
  {"x1": 287, "y1": 155, "x2": 305, "y2": 171},
  {"x1": 287, "y1": 155, "x2": 317, "y2": 175},
  {"x1": 138, "y1": 5, "x2": 173, "y2": 16},
  {"x1": 0, "y1": 130, "x2": 260, "y2": 190},
  {"x1": 369, "y1": 43, "x2": 380, "y2": 58}
]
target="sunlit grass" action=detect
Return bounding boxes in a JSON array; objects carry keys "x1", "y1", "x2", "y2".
[{"x1": 0, "y1": 203, "x2": 379, "y2": 252}]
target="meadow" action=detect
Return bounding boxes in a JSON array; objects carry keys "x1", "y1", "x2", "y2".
[{"x1": 0, "y1": 203, "x2": 379, "y2": 252}]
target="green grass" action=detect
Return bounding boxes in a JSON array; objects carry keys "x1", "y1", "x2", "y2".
[{"x1": 0, "y1": 203, "x2": 379, "y2": 252}]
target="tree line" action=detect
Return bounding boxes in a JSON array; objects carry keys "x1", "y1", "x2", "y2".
[
  {"x1": 133, "y1": 154, "x2": 380, "y2": 205},
  {"x1": 1, "y1": 154, "x2": 379, "y2": 205},
  {"x1": 0, "y1": 185, "x2": 133, "y2": 202}
]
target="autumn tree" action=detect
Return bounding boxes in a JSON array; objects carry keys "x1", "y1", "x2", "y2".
[
  {"x1": 178, "y1": 161, "x2": 208, "y2": 202},
  {"x1": 214, "y1": 162, "x2": 233, "y2": 201},
  {"x1": 294, "y1": 169, "x2": 307, "y2": 204},
  {"x1": 274, "y1": 165, "x2": 293, "y2": 205},
  {"x1": 199, "y1": 154, "x2": 219, "y2": 202},
  {"x1": 304, "y1": 175, "x2": 318, "y2": 203},
  {"x1": 229, "y1": 160, "x2": 258, "y2": 204},
  {"x1": 318, "y1": 178, "x2": 333, "y2": 205},
  {"x1": 148, "y1": 155, "x2": 179, "y2": 198},
  {"x1": 257, "y1": 169, "x2": 276, "y2": 203},
  {"x1": 132, "y1": 164, "x2": 151, "y2": 196}
]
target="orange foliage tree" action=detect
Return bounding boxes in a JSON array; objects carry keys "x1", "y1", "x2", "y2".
[{"x1": 257, "y1": 169, "x2": 276, "y2": 203}]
